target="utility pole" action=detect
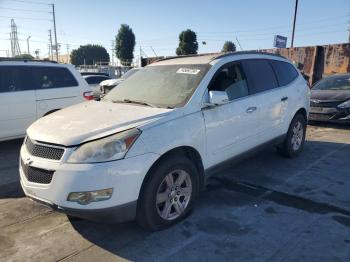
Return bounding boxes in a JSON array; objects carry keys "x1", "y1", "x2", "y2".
[
  {"x1": 27, "y1": 36, "x2": 31, "y2": 54},
  {"x1": 66, "y1": 44, "x2": 70, "y2": 63},
  {"x1": 291, "y1": 0, "x2": 298, "y2": 48},
  {"x1": 111, "y1": 40, "x2": 115, "y2": 66},
  {"x1": 48, "y1": 29, "x2": 53, "y2": 60},
  {"x1": 51, "y1": 4, "x2": 58, "y2": 61}
]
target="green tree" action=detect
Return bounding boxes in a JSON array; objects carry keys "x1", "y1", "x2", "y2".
[
  {"x1": 221, "y1": 41, "x2": 236, "y2": 52},
  {"x1": 15, "y1": 54, "x2": 34, "y2": 60},
  {"x1": 70, "y1": 44, "x2": 110, "y2": 66},
  {"x1": 176, "y1": 29, "x2": 198, "y2": 55},
  {"x1": 115, "y1": 24, "x2": 136, "y2": 66}
]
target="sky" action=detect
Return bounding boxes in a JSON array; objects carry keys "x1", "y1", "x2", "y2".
[{"x1": 0, "y1": 0, "x2": 349, "y2": 64}]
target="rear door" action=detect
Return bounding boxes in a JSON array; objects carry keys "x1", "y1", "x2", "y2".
[
  {"x1": 0, "y1": 66, "x2": 36, "y2": 140},
  {"x1": 203, "y1": 62, "x2": 260, "y2": 167},
  {"x1": 269, "y1": 60, "x2": 300, "y2": 133},
  {"x1": 32, "y1": 66, "x2": 82, "y2": 118},
  {"x1": 241, "y1": 59, "x2": 283, "y2": 144}
]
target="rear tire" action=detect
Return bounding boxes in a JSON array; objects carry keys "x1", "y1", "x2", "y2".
[
  {"x1": 136, "y1": 155, "x2": 199, "y2": 231},
  {"x1": 277, "y1": 113, "x2": 306, "y2": 158}
]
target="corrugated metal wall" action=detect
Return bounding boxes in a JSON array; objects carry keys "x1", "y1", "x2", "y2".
[{"x1": 264, "y1": 43, "x2": 350, "y2": 84}]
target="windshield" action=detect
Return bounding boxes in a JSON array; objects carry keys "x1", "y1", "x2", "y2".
[
  {"x1": 313, "y1": 75, "x2": 350, "y2": 90},
  {"x1": 103, "y1": 64, "x2": 211, "y2": 108},
  {"x1": 121, "y1": 68, "x2": 139, "y2": 79}
]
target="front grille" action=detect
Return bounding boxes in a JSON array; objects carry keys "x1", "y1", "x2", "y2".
[
  {"x1": 310, "y1": 100, "x2": 342, "y2": 108},
  {"x1": 21, "y1": 159, "x2": 54, "y2": 184},
  {"x1": 25, "y1": 138, "x2": 64, "y2": 160}
]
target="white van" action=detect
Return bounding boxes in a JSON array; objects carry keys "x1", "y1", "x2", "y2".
[{"x1": 0, "y1": 59, "x2": 91, "y2": 142}]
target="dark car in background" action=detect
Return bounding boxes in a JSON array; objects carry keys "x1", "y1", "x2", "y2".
[{"x1": 309, "y1": 73, "x2": 350, "y2": 124}]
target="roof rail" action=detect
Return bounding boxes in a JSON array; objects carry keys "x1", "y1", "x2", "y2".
[
  {"x1": 211, "y1": 51, "x2": 286, "y2": 61},
  {"x1": 150, "y1": 50, "x2": 286, "y2": 64},
  {"x1": 0, "y1": 57, "x2": 58, "y2": 63},
  {"x1": 154, "y1": 52, "x2": 220, "y2": 63}
]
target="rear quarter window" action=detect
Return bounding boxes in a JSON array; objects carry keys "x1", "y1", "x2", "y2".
[
  {"x1": 270, "y1": 60, "x2": 299, "y2": 86},
  {"x1": 32, "y1": 66, "x2": 78, "y2": 89},
  {"x1": 0, "y1": 66, "x2": 34, "y2": 93},
  {"x1": 86, "y1": 76, "x2": 108, "y2": 84},
  {"x1": 241, "y1": 59, "x2": 278, "y2": 94}
]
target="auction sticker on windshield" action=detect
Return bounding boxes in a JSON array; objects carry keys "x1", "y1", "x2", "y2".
[{"x1": 176, "y1": 68, "x2": 201, "y2": 75}]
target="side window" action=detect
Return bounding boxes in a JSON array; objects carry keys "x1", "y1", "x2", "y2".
[
  {"x1": 241, "y1": 59, "x2": 278, "y2": 94},
  {"x1": 0, "y1": 66, "x2": 34, "y2": 93},
  {"x1": 209, "y1": 63, "x2": 249, "y2": 101},
  {"x1": 32, "y1": 67, "x2": 78, "y2": 89},
  {"x1": 270, "y1": 60, "x2": 299, "y2": 86},
  {"x1": 87, "y1": 76, "x2": 107, "y2": 84}
]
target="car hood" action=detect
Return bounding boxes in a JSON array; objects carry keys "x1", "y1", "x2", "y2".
[
  {"x1": 311, "y1": 89, "x2": 350, "y2": 102},
  {"x1": 27, "y1": 101, "x2": 172, "y2": 146}
]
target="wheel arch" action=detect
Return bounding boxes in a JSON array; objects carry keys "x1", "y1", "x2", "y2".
[
  {"x1": 138, "y1": 146, "x2": 205, "y2": 200},
  {"x1": 43, "y1": 109, "x2": 61, "y2": 117},
  {"x1": 295, "y1": 107, "x2": 307, "y2": 121}
]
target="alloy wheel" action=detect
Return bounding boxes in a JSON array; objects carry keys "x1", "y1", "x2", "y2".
[
  {"x1": 156, "y1": 169, "x2": 192, "y2": 221},
  {"x1": 291, "y1": 120, "x2": 304, "y2": 151}
]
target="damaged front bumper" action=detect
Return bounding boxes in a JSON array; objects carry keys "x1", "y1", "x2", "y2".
[{"x1": 309, "y1": 106, "x2": 350, "y2": 123}]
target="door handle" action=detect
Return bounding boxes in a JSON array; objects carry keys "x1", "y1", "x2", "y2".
[
  {"x1": 281, "y1": 96, "x2": 288, "y2": 102},
  {"x1": 246, "y1": 106, "x2": 257, "y2": 113}
]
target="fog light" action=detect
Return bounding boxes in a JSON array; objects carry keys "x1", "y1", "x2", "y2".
[{"x1": 67, "y1": 188, "x2": 113, "y2": 205}]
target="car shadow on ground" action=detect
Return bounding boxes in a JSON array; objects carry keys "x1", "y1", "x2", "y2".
[
  {"x1": 67, "y1": 139, "x2": 350, "y2": 260},
  {"x1": 0, "y1": 138, "x2": 24, "y2": 199},
  {"x1": 308, "y1": 121, "x2": 350, "y2": 130}
]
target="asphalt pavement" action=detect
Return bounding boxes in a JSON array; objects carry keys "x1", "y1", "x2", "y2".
[{"x1": 0, "y1": 123, "x2": 350, "y2": 262}]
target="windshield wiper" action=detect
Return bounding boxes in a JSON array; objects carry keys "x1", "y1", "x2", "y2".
[{"x1": 112, "y1": 99, "x2": 157, "y2": 108}]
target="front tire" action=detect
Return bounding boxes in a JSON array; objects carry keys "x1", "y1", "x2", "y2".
[
  {"x1": 136, "y1": 155, "x2": 199, "y2": 231},
  {"x1": 277, "y1": 113, "x2": 306, "y2": 158}
]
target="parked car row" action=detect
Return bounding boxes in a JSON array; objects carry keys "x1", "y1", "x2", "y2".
[{"x1": 1, "y1": 53, "x2": 348, "y2": 231}]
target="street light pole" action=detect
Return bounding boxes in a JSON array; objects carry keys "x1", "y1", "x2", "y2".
[
  {"x1": 52, "y1": 4, "x2": 59, "y2": 61},
  {"x1": 27, "y1": 36, "x2": 31, "y2": 54},
  {"x1": 291, "y1": 0, "x2": 298, "y2": 48}
]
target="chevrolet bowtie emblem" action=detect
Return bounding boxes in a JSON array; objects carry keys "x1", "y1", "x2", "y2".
[
  {"x1": 24, "y1": 157, "x2": 33, "y2": 166},
  {"x1": 311, "y1": 99, "x2": 321, "y2": 103}
]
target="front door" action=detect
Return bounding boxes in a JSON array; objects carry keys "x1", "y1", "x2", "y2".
[{"x1": 202, "y1": 62, "x2": 260, "y2": 168}]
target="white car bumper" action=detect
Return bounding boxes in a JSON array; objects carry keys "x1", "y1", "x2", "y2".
[{"x1": 19, "y1": 143, "x2": 159, "y2": 222}]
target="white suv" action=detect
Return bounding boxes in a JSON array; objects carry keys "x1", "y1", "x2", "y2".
[
  {"x1": 0, "y1": 59, "x2": 91, "y2": 141},
  {"x1": 19, "y1": 52, "x2": 310, "y2": 230}
]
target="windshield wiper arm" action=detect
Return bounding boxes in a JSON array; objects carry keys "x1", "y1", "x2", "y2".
[{"x1": 112, "y1": 99, "x2": 157, "y2": 108}]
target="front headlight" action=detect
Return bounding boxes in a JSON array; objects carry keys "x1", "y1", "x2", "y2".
[
  {"x1": 337, "y1": 100, "x2": 350, "y2": 109},
  {"x1": 67, "y1": 128, "x2": 141, "y2": 163}
]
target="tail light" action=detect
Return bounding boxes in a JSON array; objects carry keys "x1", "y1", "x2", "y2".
[{"x1": 83, "y1": 91, "x2": 94, "y2": 100}]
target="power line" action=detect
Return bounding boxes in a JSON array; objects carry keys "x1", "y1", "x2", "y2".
[
  {"x1": 6, "y1": 0, "x2": 50, "y2": 6},
  {"x1": 0, "y1": 15, "x2": 51, "y2": 21},
  {"x1": 197, "y1": 15, "x2": 349, "y2": 35},
  {"x1": 197, "y1": 29, "x2": 347, "y2": 42},
  {"x1": 0, "y1": 7, "x2": 51, "y2": 13}
]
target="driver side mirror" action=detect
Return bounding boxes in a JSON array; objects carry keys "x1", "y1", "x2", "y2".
[{"x1": 208, "y1": 90, "x2": 229, "y2": 105}]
